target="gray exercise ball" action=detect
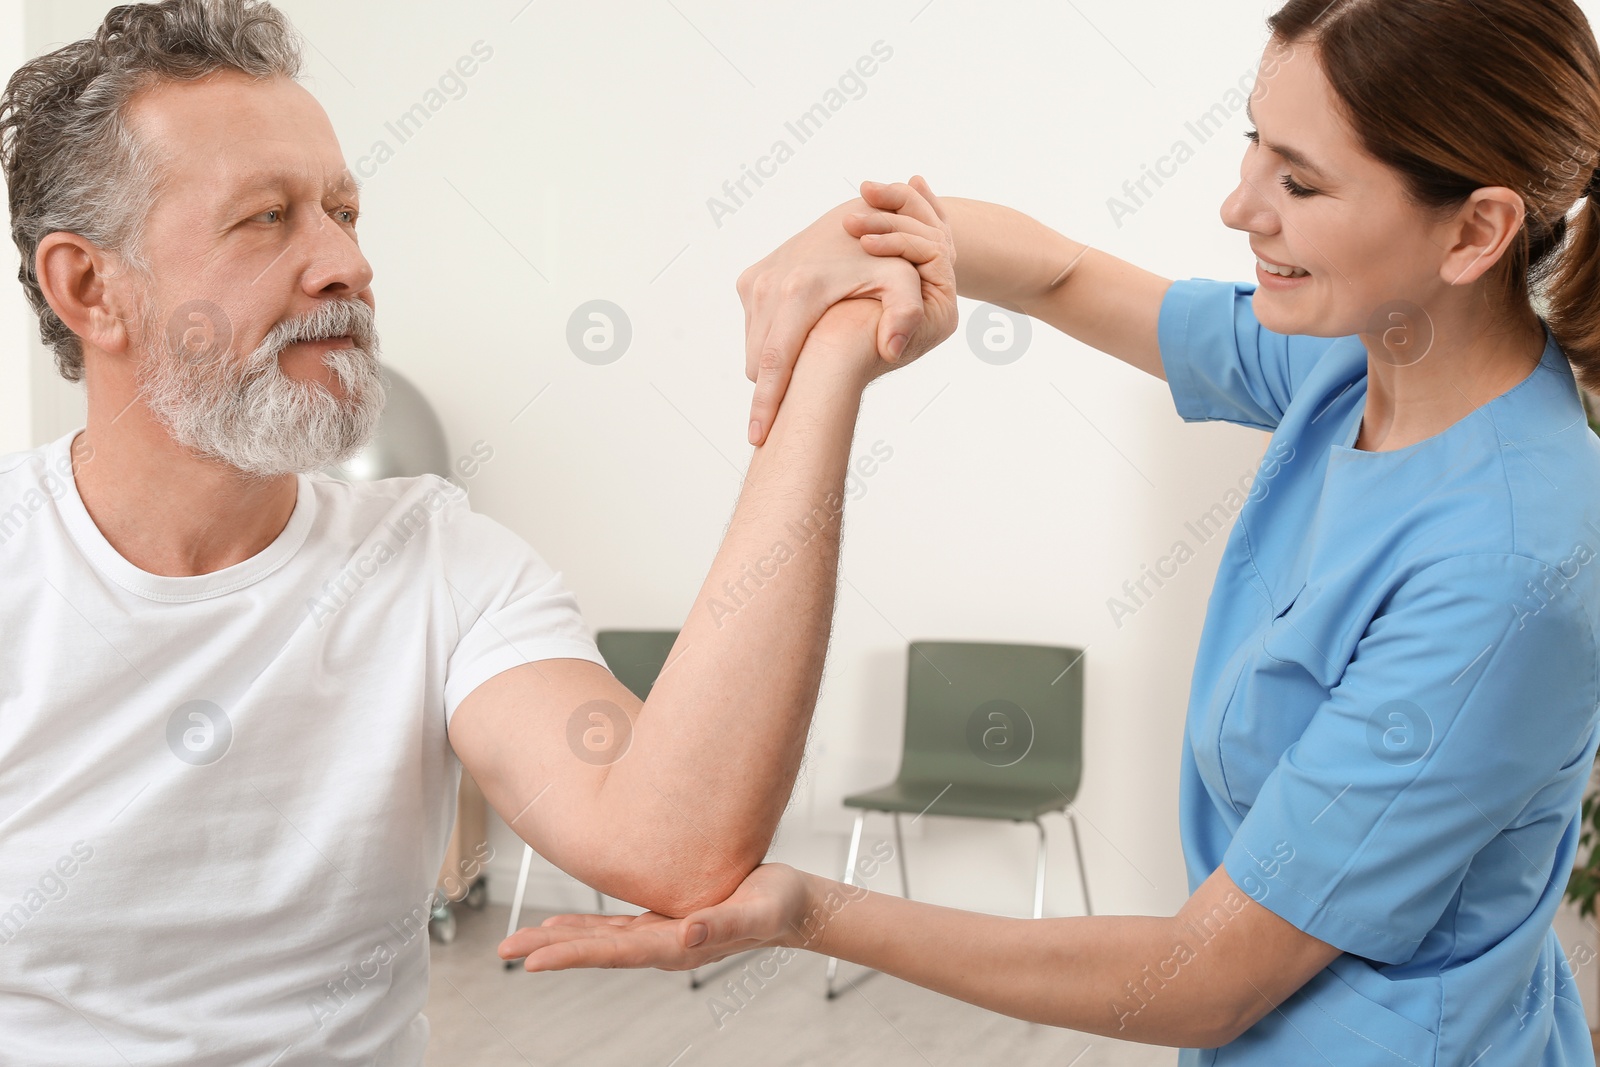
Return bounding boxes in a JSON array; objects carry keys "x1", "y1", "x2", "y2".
[{"x1": 323, "y1": 366, "x2": 450, "y2": 482}]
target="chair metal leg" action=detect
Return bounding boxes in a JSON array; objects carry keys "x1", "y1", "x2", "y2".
[
  {"x1": 503, "y1": 842, "x2": 535, "y2": 970},
  {"x1": 1032, "y1": 819, "x2": 1048, "y2": 920},
  {"x1": 891, "y1": 811, "x2": 910, "y2": 899},
  {"x1": 1067, "y1": 808, "x2": 1092, "y2": 916},
  {"x1": 824, "y1": 811, "x2": 867, "y2": 999}
]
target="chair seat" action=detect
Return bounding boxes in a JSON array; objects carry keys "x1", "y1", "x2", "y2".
[{"x1": 843, "y1": 779, "x2": 1070, "y2": 822}]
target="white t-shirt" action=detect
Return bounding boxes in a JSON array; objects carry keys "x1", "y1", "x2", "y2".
[{"x1": 0, "y1": 428, "x2": 605, "y2": 1065}]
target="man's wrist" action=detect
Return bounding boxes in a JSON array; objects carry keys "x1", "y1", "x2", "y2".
[{"x1": 789, "y1": 299, "x2": 882, "y2": 396}]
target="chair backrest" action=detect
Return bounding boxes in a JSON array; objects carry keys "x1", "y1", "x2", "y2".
[
  {"x1": 594, "y1": 630, "x2": 681, "y2": 701},
  {"x1": 896, "y1": 641, "x2": 1085, "y2": 800}
]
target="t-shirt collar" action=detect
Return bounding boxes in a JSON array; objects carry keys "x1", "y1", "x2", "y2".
[{"x1": 50, "y1": 428, "x2": 318, "y2": 603}]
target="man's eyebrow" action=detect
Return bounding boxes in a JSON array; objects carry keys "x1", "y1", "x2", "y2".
[
  {"x1": 222, "y1": 170, "x2": 363, "y2": 201},
  {"x1": 1245, "y1": 97, "x2": 1330, "y2": 182}
]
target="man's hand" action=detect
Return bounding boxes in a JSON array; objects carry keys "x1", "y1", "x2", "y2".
[
  {"x1": 739, "y1": 175, "x2": 957, "y2": 445},
  {"x1": 497, "y1": 863, "x2": 815, "y2": 973}
]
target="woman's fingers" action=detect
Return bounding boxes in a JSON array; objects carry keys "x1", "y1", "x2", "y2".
[
  {"x1": 500, "y1": 913, "x2": 765, "y2": 973},
  {"x1": 859, "y1": 231, "x2": 945, "y2": 267},
  {"x1": 841, "y1": 210, "x2": 943, "y2": 245},
  {"x1": 747, "y1": 336, "x2": 799, "y2": 446},
  {"x1": 871, "y1": 261, "x2": 926, "y2": 364},
  {"x1": 499, "y1": 913, "x2": 650, "y2": 957},
  {"x1": 746, "y1": 278, "x2": 823, "y2": 442},
  {"x1": 860, "y1": 179, "x2": 940, "y2": 229},
  {"x1": 519, "y1": 924, "x2": 682, "y2": 972},
  {"x1": 538, "y1": 912, "x2": 636, "y2": 929},
  {"x1": 745, "y1": 259, "x2": 921, "y2": 442},
  {"x1": 907, "y1": 174, "x2": 948, "y2": 224},
  {"x1": 851, "y1": 176, "x2": 957, "y2": 363},
  {"x1": 737, "y1": 182, "x2": 950, "y2": 445}
]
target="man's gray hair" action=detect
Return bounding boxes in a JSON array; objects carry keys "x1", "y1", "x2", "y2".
[{"x1": 0, "y1": 0, "x2": 303, "y2": 382}]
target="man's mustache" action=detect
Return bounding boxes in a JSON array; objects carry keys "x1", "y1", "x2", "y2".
[{"x1": 258, "y1": 299, "x2": 377, "y2": 358}]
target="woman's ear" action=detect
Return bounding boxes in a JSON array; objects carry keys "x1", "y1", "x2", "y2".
[
  {"x1": 1439, "y1": 186, "x2": 1527, "y2": 287},
  {"x1": 34, "y1": 232, "x2": 143, "y2": 358}
]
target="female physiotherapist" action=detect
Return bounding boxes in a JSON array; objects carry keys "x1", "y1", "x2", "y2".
[{"x1": 501, "y1": 0, "x2": 1600, "y2": 1061}]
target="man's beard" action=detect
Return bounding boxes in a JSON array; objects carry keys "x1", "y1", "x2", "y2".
[{"x1": 138, "y1": 297, "x2": 387, "y2": 478}]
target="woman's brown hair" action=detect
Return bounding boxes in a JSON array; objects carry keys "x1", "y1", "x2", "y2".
[{"x1": 1266, "y1": 0, "x2": 1600, "y2": 391}]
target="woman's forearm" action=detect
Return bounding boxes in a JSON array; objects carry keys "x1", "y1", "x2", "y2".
[
  {"x1": 942, "y1": 196, "x2": 1172, "y2": 379},
  {"x1": 942, "y1": 197, "x2": 1091, "y2": 311},
  {"x1": 796, "y1": 873, "x2": 1236, "y2": 1049}
]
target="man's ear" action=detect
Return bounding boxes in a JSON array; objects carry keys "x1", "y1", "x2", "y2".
[{"x1": 34, "y1": 232, "x2": 143, "y2": 357}]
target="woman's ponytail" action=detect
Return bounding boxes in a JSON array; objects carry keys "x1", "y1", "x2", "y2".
[{"x1": 1542, "y1": 165, "x2": 1600, "y2": 394}]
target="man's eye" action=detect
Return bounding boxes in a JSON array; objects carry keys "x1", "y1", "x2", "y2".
[
  {"x1": 252, "y1": 208, "x2": 282, "y2": 224},
  {"x1": 334, "y1": 208, "x2": 358, "y2": 225}
]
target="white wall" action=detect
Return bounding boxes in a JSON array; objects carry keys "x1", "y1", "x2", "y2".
[
  {"x1": 0, "y1": 0, "x2": 27, "y2": 454},
  {"x1": 20, "y1": 6, "x2": 1596, "y2": 1013}
]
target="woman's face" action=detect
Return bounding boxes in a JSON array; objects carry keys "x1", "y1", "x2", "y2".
[{"x1": 1220, "y1": 38, "x2": 1454, "y2": 343}]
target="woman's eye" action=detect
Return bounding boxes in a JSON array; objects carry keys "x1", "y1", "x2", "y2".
[
  {"x1": 1243, "y1": 131, "x2": 1316, "y2": 198},
  {"x1": 1278, "y1": 174, "x2": 1316, "y2": 199}
]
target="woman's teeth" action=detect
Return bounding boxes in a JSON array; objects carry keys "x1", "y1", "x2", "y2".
[{"x1": 1258, "y1": 257, "x2": 1310, "y2": 278}]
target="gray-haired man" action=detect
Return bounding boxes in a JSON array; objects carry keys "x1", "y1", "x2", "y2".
[{"x1": 0, "y1": 0, "x2": 946, "y2": 1062}]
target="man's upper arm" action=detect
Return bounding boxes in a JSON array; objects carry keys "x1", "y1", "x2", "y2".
[
  {"x1": 448, "y1": 657, "x2": 652, "y2": 894},
  {"x1": 431, "y1": 480, "x2": 663, "y2": 896}
]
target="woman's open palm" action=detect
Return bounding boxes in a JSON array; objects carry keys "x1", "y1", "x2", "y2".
[{"x1": 497, "y1": 863, "x2": 811, "y2": 973}]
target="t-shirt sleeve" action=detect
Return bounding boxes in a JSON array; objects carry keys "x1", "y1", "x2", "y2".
[
  {"x1": 431, "y1": 477, "x2": 608, "y2": 725},
  {"x1": 1157, "y1": 278, "x2": 1339, "y2": 432},
  {"x1": 1221, "y1": 552, "x2": 1599, "y2": 965}
]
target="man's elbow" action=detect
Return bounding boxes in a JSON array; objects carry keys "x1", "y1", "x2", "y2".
[{"x1": 609, "y1": 845, "x2": 760, "y2": 919}]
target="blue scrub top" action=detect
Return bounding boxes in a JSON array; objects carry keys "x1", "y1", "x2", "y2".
[{"x1": 1158, "y1": 278, "x2": 1600, "y2": 1066}]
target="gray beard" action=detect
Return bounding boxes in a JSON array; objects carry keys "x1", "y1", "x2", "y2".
[{"x1": 138, "y1": 298, "x2": 387, "y2": 478}]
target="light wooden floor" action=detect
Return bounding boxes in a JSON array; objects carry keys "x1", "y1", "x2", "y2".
[{"x1": 424, "y1": 902, "x2": 1178, "y2": 1066}]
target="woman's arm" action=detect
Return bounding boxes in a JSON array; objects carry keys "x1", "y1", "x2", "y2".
[
  {"x1": 926, "y1": 195, "x2": 1175, "y2": 382},
  {"x1": 498, "y1": 861, "x2": 1341, "y2": 1050},
  {"x1": 799, "y1": 863, "x2": 1339, "y2": 1049},
  {"x1": 739, "y1": 179, "x2": 1176, "y2": 444}
]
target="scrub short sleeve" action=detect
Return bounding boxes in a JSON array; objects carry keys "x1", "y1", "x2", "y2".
[
  {"x1": 1220, "y1": 552, "x2": 1599, "y2": 965},
  {"x1": 432, "y1": 476, "x2": 607, "y2": 724},
  {"x1": 1157, "y1": 278, "x2": 1338, "y2": 432}
]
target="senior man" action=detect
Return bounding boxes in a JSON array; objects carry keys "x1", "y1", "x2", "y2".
[{"x1": 0, "y1": 0, "x2": 946, "y2": 1062}]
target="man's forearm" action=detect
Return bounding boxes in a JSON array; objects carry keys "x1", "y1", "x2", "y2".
[{"x1": 597, "y1": 301, "x2": 878, "y2": 913}]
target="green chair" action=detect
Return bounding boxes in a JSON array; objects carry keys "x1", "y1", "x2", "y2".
[
  {"x1": 824, "y1": 640, "x2": 1091, "y2": 998},
  {"x1": 504, "y1": 630, "x2": 682, "y2": 971}
]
